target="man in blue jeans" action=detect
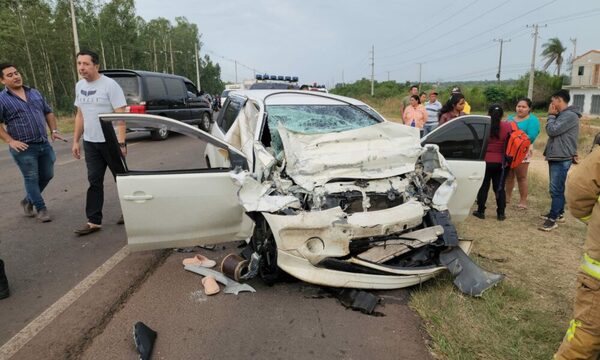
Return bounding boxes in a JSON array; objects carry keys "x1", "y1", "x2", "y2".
[
  {"x1": 539, "y1": 89, "x2": 581, "y2": 231},
  {"x1": 0, "y1": 63, "x2": 63, "y2": 222}
]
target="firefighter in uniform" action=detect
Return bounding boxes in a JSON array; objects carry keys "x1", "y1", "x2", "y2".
[{"x1": 555, "y1": 146, "x2": 600, "y2": 359}]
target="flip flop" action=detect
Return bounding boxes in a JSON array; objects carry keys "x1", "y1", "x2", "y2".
[
  {"x1": 202, "y1": 276, "x2": 220, "y2": 295},
  {"x1": 516, "y1": 204, "x2": 528, "y2": 210},
  {"x1": 182, "y1": 254, "x2": 216, "y2": 268}
]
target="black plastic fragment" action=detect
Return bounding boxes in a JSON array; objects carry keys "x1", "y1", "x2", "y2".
[
  {"x1": 334, "y1": 289, "x2": 380, "y2": 314},
  {"x1": 133, "y1": 322, "x2": 157, "y2": 360},
  {"x1": 439, "y1": 247, "x2": 504, "y2": 297},
  {"x1": 427, "y1": 210, "x2": 459, "y2": 246}
]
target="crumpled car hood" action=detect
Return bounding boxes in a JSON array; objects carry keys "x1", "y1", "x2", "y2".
[{"x1": 278, "y1": 122, "x2": 423, "y2": 191}]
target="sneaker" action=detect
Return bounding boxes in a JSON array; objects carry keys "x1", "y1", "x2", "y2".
[
  {"x1": 472, "y1": 211, "x2": 485, "y2": 219},
  {"x1": 36, "y1": 208, "x2": 51, "y2": 223},
  {"x1": 497, "y1": 214, "x2": 506, "y2": 221},
  {"x1": 539, "y1": 213, "x2": 565, "y2": 223},
  {"x1": 20, "y1": 199, "x2": 34, "y2": 218},
  {"x1": 539, "y1": 219, "x2": 558, "y2": 232}
]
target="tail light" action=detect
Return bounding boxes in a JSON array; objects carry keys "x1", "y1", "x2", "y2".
[{"x1": 126, "y1": 102, "x2": 146, "y2": 113}]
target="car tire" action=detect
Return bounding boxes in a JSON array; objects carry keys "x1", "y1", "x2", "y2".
[
  {"x1": 250, "y1": 214, "x2": 291, "y2": 285},
  {"x1": 151, "y1": 126, "x2": 169, "y2": 141},
  {"x1": 199, "y1": 112, "x2": 212, "y2": 132}
]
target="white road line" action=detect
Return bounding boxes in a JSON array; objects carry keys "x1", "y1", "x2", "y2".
[{"x1": 0, "y1": 246, "x2": 130, "y2": 360}]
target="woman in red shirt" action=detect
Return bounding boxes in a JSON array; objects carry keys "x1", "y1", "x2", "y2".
[
  {"x1": 472, "y1": 104, "x2": 512, "y2": 221},
  {"x1": 438, "y1": 93, "x2": 466, "y2": 125}
]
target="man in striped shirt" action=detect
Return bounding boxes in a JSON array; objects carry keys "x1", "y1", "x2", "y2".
[{"x1": 0, "y1": 63, "x2": 63, "y2": 222}]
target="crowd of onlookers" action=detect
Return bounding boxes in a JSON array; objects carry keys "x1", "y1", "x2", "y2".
[{"x1": 398, "y1": 85, "x2": 581, "y2": 232}]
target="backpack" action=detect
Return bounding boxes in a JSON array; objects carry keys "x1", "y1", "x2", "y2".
[{"x1": 505, "y1": 121, "x2": 531, "y2": 169}]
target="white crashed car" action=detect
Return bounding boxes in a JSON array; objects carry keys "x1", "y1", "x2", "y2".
[{"x1": 99, "y1": 90, "x2": 502, "y2": 296}]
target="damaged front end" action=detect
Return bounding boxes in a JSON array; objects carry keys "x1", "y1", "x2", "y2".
[{"x1": 233, "y1": 122, "x2": 502, "y2": 297}]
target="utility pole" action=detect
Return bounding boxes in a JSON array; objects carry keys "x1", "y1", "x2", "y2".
[
  {"x1": 493, "y1": 38, "x2": 511, "y2": 82},
  {"x1": 169, "y1": 38, "x2": 174, "y2": 74},
  {"x1": 194, "y1": 40, "x2": 201, "y2": 91},
  {"x1": 570, "y1": 37, "x2": 577, "y2": 61},
  {"x1": 527, "y1": 24, "x2": 546, "y2": 100},
  {"x1": 234, "y1": 60, "x2": 238, "y2": 83},
  {"x1": 370, "y1": 45, "x2": 374, "y2": 96},
  {"x1": 417, "y1": 63, "x2": 423, "y2": 90},
  {"x1": 152, "y1": 39, "x2": 158, "y2": 72},
  {"x1": 69, "y1": 0, "x2": 80, "y2": 57}
]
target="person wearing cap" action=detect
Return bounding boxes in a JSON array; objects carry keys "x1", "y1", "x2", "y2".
[
  {"x1": 451, "y1": 86, "x2": 471, "y2": 114},
  {"x1": 423, "y1": 90, "x2": 442, "y2": 135}
]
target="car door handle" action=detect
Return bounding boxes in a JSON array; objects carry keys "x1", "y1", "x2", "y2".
[
  {"x1": 124, "y1": 194, "x2": 154, "y2": 201},
  {"x1": 468, "y1": 176, "x2": 483, "y2": 180}
]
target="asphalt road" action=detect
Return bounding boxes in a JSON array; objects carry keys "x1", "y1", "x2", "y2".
[
  {"x1": 0, "y1": 124, "x2": 432, "y2": 359},
  {"x1": 0, "y1": 130, "x2": 205, "y2": 347}
]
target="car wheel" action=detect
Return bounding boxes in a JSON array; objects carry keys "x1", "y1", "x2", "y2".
[
  {"x1": 250, "y1": 214, "x2": 290, "y2": 285},
  {"x1": 199, "y1": 112, "x2": 212, "y2": 132},
  {"x1": 151, "y1": 126, "x2": 169, "y2": 141}
]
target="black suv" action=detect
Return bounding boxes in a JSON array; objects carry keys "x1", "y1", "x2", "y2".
[{"x1": 101, "y1": 69, "x2": 213, "y2": 140}]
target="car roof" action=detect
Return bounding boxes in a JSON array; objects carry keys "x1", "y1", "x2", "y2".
[
  {"x1": 100, "y1": 69, "x2": 194, "y2": 83},
  {"x1": 229, "y1": 89, "x2": 368, "y2": 106}
]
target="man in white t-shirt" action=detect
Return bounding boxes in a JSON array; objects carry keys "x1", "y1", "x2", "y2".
[
  {"x1": 423, "y1": 90, "x2": 442, "y2": 136},
  {"x1": 71, "y1": 50, "x2": 127, "y2": 236}
]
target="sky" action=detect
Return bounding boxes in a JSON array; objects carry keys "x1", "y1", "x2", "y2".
[{"x1": 135, "y1": 0, "x2": 600, "y2": 87}]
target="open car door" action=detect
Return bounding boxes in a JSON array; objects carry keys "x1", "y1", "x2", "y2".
[
  {"x1": 421, "y1": 115, "x2": 490, "y2": 222},
  {"x1": 100, "y1": 113, "x2": 254, "y2": 251}
]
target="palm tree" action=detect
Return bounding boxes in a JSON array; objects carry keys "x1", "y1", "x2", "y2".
[{"x1": 541, "y1": 38, "x2": 567, "y2": 76}]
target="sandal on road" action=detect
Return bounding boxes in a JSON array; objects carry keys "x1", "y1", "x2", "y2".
[
  {"x1": 74, "y1": 223, "x2": 102, "y2": 236},
  {"x1": 202, "y1": 276, "x2": 220, "y2": 296},
  {"x1": 182, "y1": 254, "x2": 216, "y2": 268}
]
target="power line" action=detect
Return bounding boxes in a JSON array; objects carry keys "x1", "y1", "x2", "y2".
[
  {"x1": 379, "y1": 0, "x2": 509, "y2": 61},
  {"x1": 378, "y1": 0, "x2": 558, "y2": 71},
  {"x1": 379, "y1": 0, "x2": 482, "y2": 57}
]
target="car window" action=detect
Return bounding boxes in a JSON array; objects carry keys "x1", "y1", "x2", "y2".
[
  {"x1": 184, "y1": 82, "x2": 198, "y2": 96},
  {"x1": 108, "y1": 75, "x2": 140, "y2": 103},
  {"x1": 221, "y1": 97, "x2": 244, "y2": 133},
  {"x1": 422, "y1": 118, "x2": 488, "y2": 160},
  {"x1": 266, "y1": 104, "x2": 380, "y2": 155},
  {"x1": 145, "y1": 77, "x2": 167, "y2": 99},
  {"x1": 164, "y1": 78, "x2": 186, "y2": 98},
  {"x1": 101, "y1": 117, "x2": 241, "y2": 173},
  {"x1": 358, "y1": 105, "x2": 385, "y2": 122}
]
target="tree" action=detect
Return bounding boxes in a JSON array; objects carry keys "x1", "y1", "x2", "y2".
[{"x1": 541, "y1": 38, "x2": 567, "y2": 76}]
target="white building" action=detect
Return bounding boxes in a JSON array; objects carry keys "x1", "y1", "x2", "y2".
[{"x1": 564, "y1": 50, "x2": 600, "y2": 115}]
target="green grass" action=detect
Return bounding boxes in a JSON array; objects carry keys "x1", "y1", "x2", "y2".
[{"x1": 357, "y1": 106, "x2": 596, "y2": 359}]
